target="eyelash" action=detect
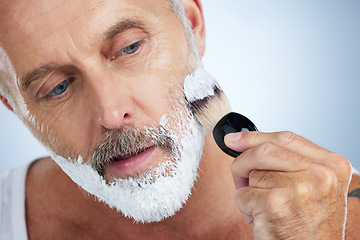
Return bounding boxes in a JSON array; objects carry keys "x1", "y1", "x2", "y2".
[
  {"x1": 44, "y1": 77, "x2": 75, "y2": 100},
  {"x1": 111, "y1": 40, "x2": 144, "y2": 61}
]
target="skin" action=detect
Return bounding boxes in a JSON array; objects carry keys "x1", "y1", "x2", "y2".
[{"x1": 0, "y1": 0, "x2": 359, "y2": 239}]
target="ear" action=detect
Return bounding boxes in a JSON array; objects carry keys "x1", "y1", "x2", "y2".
[
  {"x1": 181, "y1": 0, "x2": 206, "y2": 57},
  {"x1": 0, "y1": 94, "x2": 14, "y2": 112}
]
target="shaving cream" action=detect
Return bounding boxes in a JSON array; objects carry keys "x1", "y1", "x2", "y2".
[
  {"x1": 183, "y1": 67, "x2": 219, "y2": 103},
  {"x1": 51, "y1": 107, "x2": 205, "y2": 223},
  {"x1": 47, "y1": 68, "x2": 220, "y2": 223}
]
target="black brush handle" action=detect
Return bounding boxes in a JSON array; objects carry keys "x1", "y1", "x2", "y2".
[{"x1": 213, "y1": 112, "x2": 258, "y2": 158}]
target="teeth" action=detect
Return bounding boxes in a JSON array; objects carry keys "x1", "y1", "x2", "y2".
[{"x1": 111, "y1": 147, "x2": 150, "y2": 161}]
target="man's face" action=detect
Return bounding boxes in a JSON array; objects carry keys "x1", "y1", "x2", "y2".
[
  {"x1": 1, "y1": 0, "x2": 196, "y2": 176},
  {"x1": 0, "y1": 0, "x2": 208, "y2": 222}
]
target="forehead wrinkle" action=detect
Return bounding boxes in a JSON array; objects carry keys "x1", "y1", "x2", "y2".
[
  {"x1": 9, "y1": 3, "x2": 104, "y2": 86},
  {"x1": 4, "y1": 0, "x2": 182, "y2": 89},
  {"x1": 33, "y1": 9, "x2": 96, "y2": 42},
  {"x1": 23, "y1": 0, "x2": 69, "y2": 23},
  {"x1": 10, "y1": 0, "x2": 103, "y2": 48}
]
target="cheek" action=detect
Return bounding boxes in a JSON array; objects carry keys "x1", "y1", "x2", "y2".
[
  {"x1": 129, "y1": 67, "x2": 188, "y2": 124},
  {"x1": 130, "y1": 39, "x2": 191, "y2": 120},
  {"x1": 151, "y1": 31, "x2": 191, "y2": 72},
  {"x1": 23, "y1": 97, "x2": 97, "y2": 158}
]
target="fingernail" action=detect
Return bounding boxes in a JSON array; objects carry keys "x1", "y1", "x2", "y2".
[{"x1": 224, "y1": 132, "x2": 242, "y2": 146}]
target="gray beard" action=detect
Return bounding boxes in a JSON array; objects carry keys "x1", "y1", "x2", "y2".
[{"x1": 49, "y1": 110, "x2": 205, "y2": 223}]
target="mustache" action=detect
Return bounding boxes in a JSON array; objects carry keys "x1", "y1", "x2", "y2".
[{"x1": 88, "y1": 124, "x2": 175, "y2": 177}]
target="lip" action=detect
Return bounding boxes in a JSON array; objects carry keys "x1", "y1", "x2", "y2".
[{"x1": 106, "y1": 146, "x2": 158, "y2": 178}]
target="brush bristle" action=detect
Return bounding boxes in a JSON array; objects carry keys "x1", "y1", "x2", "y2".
[{"x1": 189, "y1": 86, "x2": 232, "y2": 131}]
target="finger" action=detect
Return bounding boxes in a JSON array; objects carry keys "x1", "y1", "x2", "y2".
[
  {"x1": 239, "y1": 209, "x2": 254, "y2": 227},
  {"x1": 235, "y1": 187, "x2": 293, "y2": 230},
  {"x1": 231, "y1": 143, "x2": 309, "y2": 189},
  {"x1": 249, "y1": 170, "x2": 308, "y2": 189},
  {"x1": 235, "y1": 186, "x2": 269, "y2": 225},
  {"x1": 225, "y1": 131, "x2": 329, "y2": 159}
]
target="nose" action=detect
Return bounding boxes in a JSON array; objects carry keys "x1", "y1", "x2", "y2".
[
  {"x1": 88, "y1": 72, "x2": 136, "y2": 130},
  {"x1": 97, "y1": 102, "x2": 132, "y2": 130}
]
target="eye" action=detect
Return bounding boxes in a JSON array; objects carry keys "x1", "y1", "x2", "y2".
[
  {"x1": 111, "y1": 41, "x2": 143, "y2": 60},
  {"x1": 48, "y1": 80, "x2": 69, "y2": 96},
  {"x1": 123, "y1": 42, "x2": 140, "y2": 54}
]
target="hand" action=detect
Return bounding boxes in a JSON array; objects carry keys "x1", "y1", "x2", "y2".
[{"x1": 225, "y1": 131, "x2": 352, "y2": 240}]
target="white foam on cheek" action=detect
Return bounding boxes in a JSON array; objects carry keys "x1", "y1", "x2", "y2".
[
  {"x1": 183, "y1": 67, "x2": 219, "y2": 103},
  {"x1": 159, "y1": 114, "x2": 169, "y2": 126}
]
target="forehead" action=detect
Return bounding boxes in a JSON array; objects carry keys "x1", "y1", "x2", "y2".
[{"x1": 0, "y1": 0, "x2": 174, "y2": 79}]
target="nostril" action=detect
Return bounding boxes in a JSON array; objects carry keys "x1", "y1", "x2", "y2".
[{"x1": 97, "y1": 109, "x2": 127, "y2": 130}]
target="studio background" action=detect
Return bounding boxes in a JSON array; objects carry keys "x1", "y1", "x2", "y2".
[{"x1": 1, "y1": 0, "x2": 360, "y2": 173}]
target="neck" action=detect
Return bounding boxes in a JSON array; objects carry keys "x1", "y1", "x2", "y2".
[{"x1": 26, "y1": 132, "x2": 252, "y2": 239}]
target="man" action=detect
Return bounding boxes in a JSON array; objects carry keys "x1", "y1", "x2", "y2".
[{"x1": 0, "y1": 0, "x2": 359, "y2": 239}]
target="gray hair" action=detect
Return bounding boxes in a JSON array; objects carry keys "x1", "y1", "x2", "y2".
[
  {"x1": 0, "y1": 46, "x2": 19, "y2": 113},
  {"x1": 166, "y1": 0, "x2": 201, "y2": 63},
  {"x1": 0, "y1": 0, "x2": 202, "y2": 112}
]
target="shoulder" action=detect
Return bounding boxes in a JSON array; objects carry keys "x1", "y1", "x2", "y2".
[
  {"x1": 0, "y1": 161, "x2": 32, "y2": 200},
  {"x1": 0, "y1": 162, "x2": 32, "y2": 239},
  {"x1": 345, "y1": 173, "x2": 360, "y2": 239}
]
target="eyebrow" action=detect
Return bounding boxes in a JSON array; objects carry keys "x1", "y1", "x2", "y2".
[
  {"x1": 21, "y1": 19, "x2": 146, "y2": 90},
  {"x1": 105, "y1": 19, "x2": 145, "y2": 40},
  {"x1": 22, "y1": 64, "x2": 59, "y2": 90}
]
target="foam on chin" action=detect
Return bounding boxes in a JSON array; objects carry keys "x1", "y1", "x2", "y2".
[{"x1": 50, "y1": 112, "x2": 205, "y2": 223}]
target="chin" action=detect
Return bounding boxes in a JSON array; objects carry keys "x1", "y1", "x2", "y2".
[{"x1": 49, "y1": 109, "x2": 206, "y2": 223}]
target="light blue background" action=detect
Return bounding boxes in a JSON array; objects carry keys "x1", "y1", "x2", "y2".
[{"x1": 1, "y1": 1, "x2": 360, "y2": 173}]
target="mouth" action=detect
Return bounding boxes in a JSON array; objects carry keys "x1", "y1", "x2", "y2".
[
  {"x1": 110, "y1": 146, "x2": 152, "y2": 161},
  {"x1": 105, "y1": 146, "x2": 158, "y2": 178}
]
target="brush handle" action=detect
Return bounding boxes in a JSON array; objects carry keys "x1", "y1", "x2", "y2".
[{"x1": 213, "y1": 112, "x2": 258, "y2": 158}]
